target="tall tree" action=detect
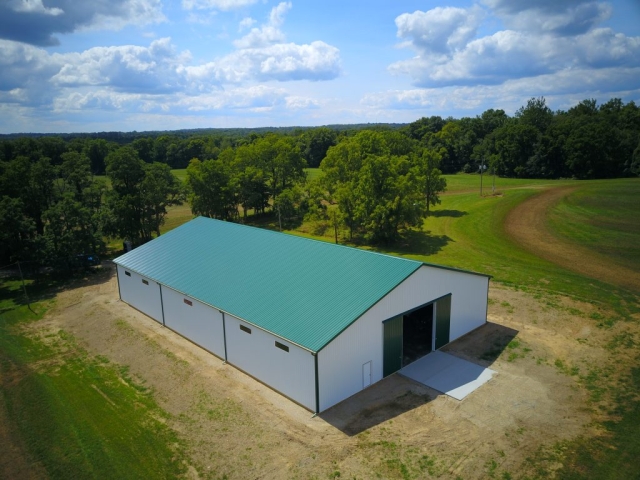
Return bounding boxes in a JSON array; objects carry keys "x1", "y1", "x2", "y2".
[
  {"x1": 58, "y1": 151, "x2": 92, "y2": 198},
  {"x1": 140, "y1": 162, "x2": 183, "y2": 237},
  {"x1": 105, "y1": 146, "x2": 146, "y2": 243},
  {"x1": 186, "y1": 159, "x2": 237, "y2": 220},
  {"x1": 300, "y1": 127, "x2": 337, "y2": 168},
  {"x1": 84, "y1": 139, "x2": 112, "y2": 175},
  {"x1": 0, "y1": 196, "x2": 36, "y2": 263},
  {"x1": 418, "y1": 149, "x2": 447, "y2": 215}
]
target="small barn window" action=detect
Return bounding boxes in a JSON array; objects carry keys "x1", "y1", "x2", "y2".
[
  {"x1": 240, "y1": 325, "x2": 251, "y2": 334},
  {"x1": 124, "y1": 271, "x2": 131, "y2": 277},
  {"x1": 142, "y1": 279, "x2": 149, "y2": 285},
  {"x1": 275, "y1": 341, "x2": 289, "y2": 353},
  {"x1": 184, "y1": 299, "x2": 193, "y2": 306}
]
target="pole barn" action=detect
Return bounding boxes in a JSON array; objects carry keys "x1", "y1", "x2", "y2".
[{"x1": 114, "y1": 217, "x2": 490, "y2": 413}]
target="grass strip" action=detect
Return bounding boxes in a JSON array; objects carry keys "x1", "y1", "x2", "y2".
[{"x1": 0, "y1": 280, "x2": 190, "y2": 479}]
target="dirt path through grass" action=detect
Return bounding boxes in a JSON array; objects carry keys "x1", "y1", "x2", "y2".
[{"x1": 505, "y1": 185, "x2": 640, "y2": 293}]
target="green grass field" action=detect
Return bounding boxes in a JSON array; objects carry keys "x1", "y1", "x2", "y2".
[
  {"x1": 8, "y1": 169, "x2": 638, "y2": 477},
  {"x1": 289, "y1": 173, "x2": 639, "y2": 317},
  {"x1": 0, "y1": 277, "x2": 190, "y2": 479},
  {"x1": 547, "y1": 179, "x2": 640, "y2": 272}
]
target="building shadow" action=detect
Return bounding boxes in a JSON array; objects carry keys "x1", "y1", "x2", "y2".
[
  {"x1": 441, "y1": 321, "x2": 519, "y2": 368},
  {"x1": 319, "y1": 321, "x2": 519, "y2": 436},
  {"x1": 319, "y1": 375, "x2": 438, "y2": 436}
]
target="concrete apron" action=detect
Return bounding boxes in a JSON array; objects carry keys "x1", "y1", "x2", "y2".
[{"x1": 399, "y1": 350, "x2": 495, "y2": 400}]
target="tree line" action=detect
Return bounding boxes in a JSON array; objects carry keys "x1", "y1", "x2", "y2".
[
  {"x1": 1, "y1": 96, "x2": 638, "y2": 267},
  {"x1": 3, "y1": 97, "x2": 637, "y2": 179},
  {"x1": 406, "y1": 97, "x2": 640, "y2": 178},
  {"x1": 0, "y1": 146, "x2": 182, "y2": 270}
]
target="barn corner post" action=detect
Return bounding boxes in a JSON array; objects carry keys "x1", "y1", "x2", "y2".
[
  {"x1": 115, "y1": 264, "x2": 122, "y2": 300},
  {"x1": 221, "y1": 311, "x2": 228, "y2": 363},
  {"x1": 313, "y1": 352, "x2": 320, "y2": 416},
  {"x1": 485, "y1": 277, "x2": 491, "y2": 324},
  {"x1": 158, "y1": 283, "x2": 166, "y2": 326}
]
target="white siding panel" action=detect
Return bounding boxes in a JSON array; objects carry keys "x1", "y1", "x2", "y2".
[
  {"x1": 225, "y1": 314, "x2": 316, "y2": 411},
  {"x1": 318, "y1": 265, "x2": 488, "y2": 411},
  {"x1": 161, "y1": 286, "x2": 226, "y2": 358},
  {"x1": 117, "y1": 265, "x2": 163, "y2": 323}
]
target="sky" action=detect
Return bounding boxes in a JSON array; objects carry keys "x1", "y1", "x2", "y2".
[{"x1": 0, "y1": 0, "x2": 639, "y2": 133}]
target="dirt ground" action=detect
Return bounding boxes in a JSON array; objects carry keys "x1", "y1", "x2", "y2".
[
  {"x1": 21, "y1": 264, "x2": 638, "y2": 479},
  {"x1": 504, "y1": 186, "x2": 640, "y2": 292}
]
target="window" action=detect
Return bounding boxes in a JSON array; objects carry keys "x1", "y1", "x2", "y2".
[
  {"x1": 240, "y1": 325, "x2": 251, "y2": 334},
  {"x1": 184, "y1": 299, "x2": 193, "y2": 306},
  {"x1": 125, "y1": 271, "x2": 131, "y2": 277},
  {"x1": 275, "y1": 341, "x2": 289, "y2": 353},
  {"x1": 142, "y1": 279, "x2": 149, "y2": 285}
]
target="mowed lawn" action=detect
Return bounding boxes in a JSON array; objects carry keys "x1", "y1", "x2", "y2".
[
  {"x1": 19, "y1": 168, "x2": 636, "y2": 478},
  {"x1": 138, "y1": 170, "x2": 640, "y2": 314},
  {"x1": 547, "y1": 178, "x2": 640, "y2": 272},
  {"x1": 0, "y1": 279, "x2": 189, "y2": 479}
]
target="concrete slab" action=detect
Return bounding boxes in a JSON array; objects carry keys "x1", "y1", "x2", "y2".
[{"x1": 399, "y1": 351, "x2": 495, "y2": 400}]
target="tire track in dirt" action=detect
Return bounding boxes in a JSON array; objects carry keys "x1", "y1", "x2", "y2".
[{"x1": 504, "y1": 185, "x2": 640, "y2": 293}]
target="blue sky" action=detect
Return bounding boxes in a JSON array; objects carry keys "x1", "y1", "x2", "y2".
[{"x1": 1, "y1": 0, "x2": 639, "y2": 133}]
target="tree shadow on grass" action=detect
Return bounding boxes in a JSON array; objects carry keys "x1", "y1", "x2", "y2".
[
  {"x1": 0, "y1": 264, "x2": 115, "y2": 315},
  {"x1": 378, "y1": 230, "x2": 452, "y2": 257},
  {"x1": 429, "y1": 209, "x2": 468, "y2": 218}
]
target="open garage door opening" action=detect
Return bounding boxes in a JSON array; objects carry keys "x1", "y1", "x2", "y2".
[
  {"x1": 403, "y1": 303, "x2": 434, "y2": 366},
  {"x1": 383, "y1": 295, "x2": 452, "y2": 378}
]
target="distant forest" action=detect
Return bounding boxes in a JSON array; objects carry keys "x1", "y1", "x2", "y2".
[
  {"x1": 1, "y1": 97, "x2": 639, "y2": 269},
  {"x1": 1, "y1": 97, "x2": 639, "y2": 179}
]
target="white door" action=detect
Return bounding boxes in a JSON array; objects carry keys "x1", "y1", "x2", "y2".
[{"x1": 362, "y1": 361, "x2": 372, "y2": 389}]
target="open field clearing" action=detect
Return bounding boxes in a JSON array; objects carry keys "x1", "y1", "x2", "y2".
[
  {"x1": 2, "y1": 175, "x2": 638, "y2": 478},
  {"x1": 4, "y1": 267, "x2": 637, "y2": 479}
]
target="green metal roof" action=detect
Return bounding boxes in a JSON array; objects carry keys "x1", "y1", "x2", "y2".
[{"x1": 114, "y1": 217, "x2": 423, "y2": 352}]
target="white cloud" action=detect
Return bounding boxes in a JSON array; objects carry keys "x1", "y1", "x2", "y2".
[
  {"x1": 239, "y1": 17, "x2": 256, "y2": 31},
  {"x1": 234, "y1": 2, "x2": 291, "y2": 48},
  {"x1": 0, "y1": 0, "x2": 165, "y2": 46},
  {"x1": 395, "y1": 6, "x2": 484, "y2": 55},
  {"x1": 285, "y1": 95, "x2": 319, "y2": 109},
  {"x1": 53, "y1": 90, "x2": 145, "y2": 112},
  {"x1": 234, "y1": 25, "x2": 285, "y2": 49},
  {"x1": 0, "y1": 1, "x2": 339, "y2": 125},
  {"x1": 50, "y1": 38, "x2": 192, "y2": 93},
  {"x1": 391, "y1": 4, "x2": 640, "y2": 88},
  {"x1": 0, "y1": 40, "x2": 60, "y2": 104},
  {"x1": 204, "y1": 2, "x2": 339, "y2": 82},
  {"x1": 182, "y1": 0, "x2": 257, "y2": 11},
  {"x1": 178, "y1": 85, "x2": 287, "y2": 111},
  {"x1": 364, "y1": 66, "x2": 640, "y2": 113},
  {"x1": 269, "y1": 1, "x2": 291, "y2": 27},
  {"x1": 188, "y1": 41, "x2": 340, "y2": 83},
  {"x1": 482, "y1": 0, "x2": 611, "y2": 35},
  {"x1": 8, "y1": 0, "x2": 63, "y2": 16}
]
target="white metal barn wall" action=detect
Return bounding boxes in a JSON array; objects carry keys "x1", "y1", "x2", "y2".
[
  {"x1": 116, "y1": 265, "x2": 164, "y2": 323},
  {"x1": 318, "y1": 265, "x2": 488, "y2": 412},
  {"x1": 161, "y1": 286, "x2": 226, "y2": 359},
  {"x1": 224, "y1": 313, "x2": 316, "y2": 411}
]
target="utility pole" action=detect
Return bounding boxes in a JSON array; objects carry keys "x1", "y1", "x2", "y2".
[
  {"x1": 480, "y1": 159, "x2": 485, "y2": 197},
  {"x1": 492, "y1": 166, "x2": 496, "y2": 195}
]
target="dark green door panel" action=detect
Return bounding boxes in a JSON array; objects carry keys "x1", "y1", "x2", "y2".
[
  {"x1": 383, "y1": 315, "x2": 403, "y2": 377},
  {"x1": 435, "y1": 294, "x2": 451, "y2": 350}
]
